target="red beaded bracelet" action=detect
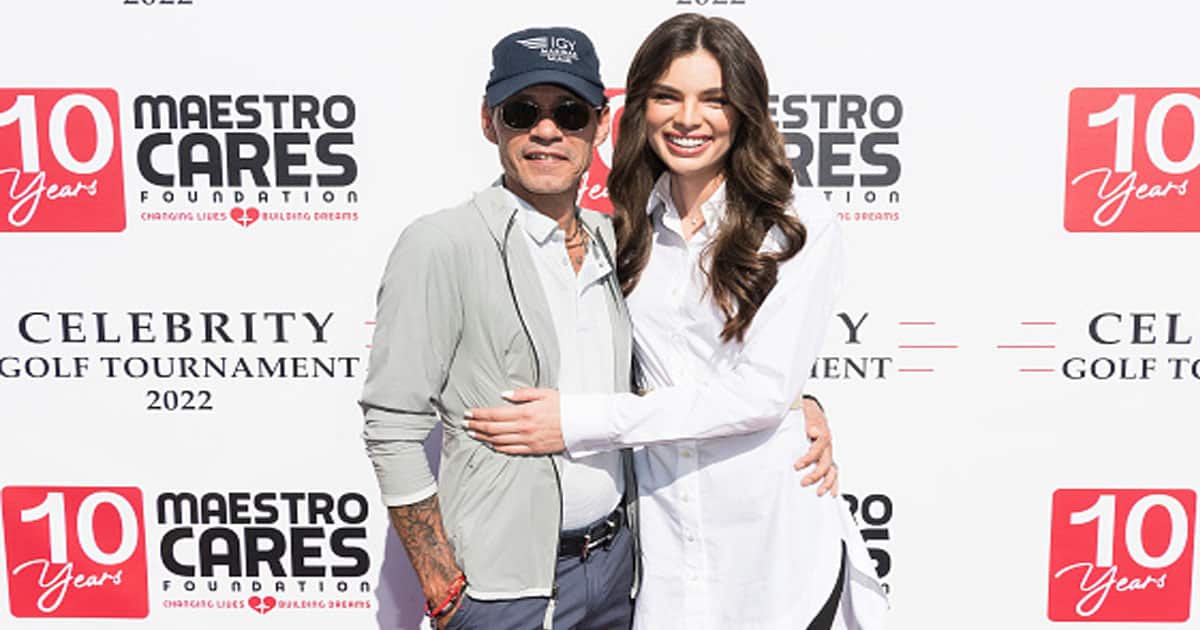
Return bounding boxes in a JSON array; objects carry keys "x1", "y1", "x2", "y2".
[{"x1": 426, "y1": 573, "x2": 467, "y2": 619}]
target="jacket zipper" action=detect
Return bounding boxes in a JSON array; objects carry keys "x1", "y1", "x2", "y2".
[
  {"x1": 499, "y1": 212, "x2": 561, "y2": 628},
  {"x1": 543, "y1": 456, "x2": 563, "y2": 629}
]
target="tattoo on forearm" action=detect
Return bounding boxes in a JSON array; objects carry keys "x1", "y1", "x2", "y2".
[{"x1": 389, "y1": 495, "x2": 461, "y2": 598}]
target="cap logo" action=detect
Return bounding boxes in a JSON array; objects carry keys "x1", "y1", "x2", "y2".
[{"x1": 515, "y1": 35, "x2": 579, "y2": 65}]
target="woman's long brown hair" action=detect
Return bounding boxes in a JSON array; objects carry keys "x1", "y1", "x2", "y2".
[{"x1": 610, "y1": 13, "x2": 806, "y2": 343}]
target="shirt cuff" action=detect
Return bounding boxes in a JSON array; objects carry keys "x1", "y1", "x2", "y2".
[
  {"x1": 381, "y1": 482, "x2": 437, "y2": 507},
  {"x1": 561, "y1": 392, "x2": 617, "y2": 458}
]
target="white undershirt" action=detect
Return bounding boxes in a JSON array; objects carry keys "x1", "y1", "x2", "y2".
[{"x1": 511, "y1": 191, "x2": 623, "y2": 531}]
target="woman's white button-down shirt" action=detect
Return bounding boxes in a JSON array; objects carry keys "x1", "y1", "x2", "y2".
[{"x1": 562, "y1": 174, "x2": 887, "y2": 629}]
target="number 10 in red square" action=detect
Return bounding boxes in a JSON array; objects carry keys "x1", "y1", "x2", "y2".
[
  {"x1": 2, "y1": 486, "x2": 148, "y2": 618},
  {"x1": 1048, "y1": 489, "x2": 1195, "y2": 622}
]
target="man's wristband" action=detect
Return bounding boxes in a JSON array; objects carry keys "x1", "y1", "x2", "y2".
[{"x1": 425, "y1": 573, "x2": 467, "y2": 620}]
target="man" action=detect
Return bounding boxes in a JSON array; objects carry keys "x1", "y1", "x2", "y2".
[{"x1": 360, "y1": 26, "x2": 836, "y2": 630}]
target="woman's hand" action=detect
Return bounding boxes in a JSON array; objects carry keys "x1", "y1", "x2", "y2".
[
  {"x1": 465, "y1": 388, "x2": 565, "y2": 455},
  {"x1": 793, "y1": 398, "x2": 838, "y2": 496}
]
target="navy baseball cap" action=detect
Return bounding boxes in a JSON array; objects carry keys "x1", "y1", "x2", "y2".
[{"x1": 486, "y1": 27, "x2": 606, "y2": 108}]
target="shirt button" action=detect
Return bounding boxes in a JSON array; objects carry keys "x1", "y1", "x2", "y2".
[
  {"x1": 681, "y1": 449, "x2": 693, "y2": 459},
  {"x1": 681, "y1": 493, "x2": 690, "y2": 503}
]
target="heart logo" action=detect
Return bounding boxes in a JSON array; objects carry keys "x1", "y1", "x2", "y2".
[
  {"x1": 247, "y1": 595, "x2": 277, "y2": 614},
  {"x1": 230, "y1": 207, "x2": 260, "y2": 227}
]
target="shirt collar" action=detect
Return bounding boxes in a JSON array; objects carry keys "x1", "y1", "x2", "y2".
[
  {"x1": 503, "y1": 189, "x2": 613, "y2": 287},
  {"x1": 506, "y1": 188, "x2": 561, "y2": 246},
  {"x1": 647, "y1": 172, "x2": 728, "y2": 234}
]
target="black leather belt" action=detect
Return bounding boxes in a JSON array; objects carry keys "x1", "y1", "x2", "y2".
[{"x1": 558, "y1": 505, "x2": 624, "y2": 561}]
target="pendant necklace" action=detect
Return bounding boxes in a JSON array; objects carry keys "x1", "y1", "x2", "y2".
[{"x1": 565, "y1": 216, "x2": 588, "y2": 268}]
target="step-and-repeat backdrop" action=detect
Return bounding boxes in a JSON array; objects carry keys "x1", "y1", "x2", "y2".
[{"x1": 1, "y1": 0, "x2": 1197, "y2": 628}]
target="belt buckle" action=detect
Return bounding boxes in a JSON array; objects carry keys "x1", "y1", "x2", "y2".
[
  {"x1": 578, "y1": 512, "x2": 620, "y2": 562},
  {"x1": 602, "y1": 516, "x2": 618, "y2": 550}
]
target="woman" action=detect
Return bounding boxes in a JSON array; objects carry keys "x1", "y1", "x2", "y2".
[{"x1": 467, "y1": 14, "x2": 887, "y2": 629}]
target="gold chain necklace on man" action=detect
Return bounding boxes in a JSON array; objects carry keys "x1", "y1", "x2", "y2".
[{"x1": 564, "y1": 214, "x2": 589, "y2": 269}]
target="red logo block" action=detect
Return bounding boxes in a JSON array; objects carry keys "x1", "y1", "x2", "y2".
[
  {"x1": 1048, "y1": 489, "x2": 1195, "y2": 622},
  {"x1": 578, "y1": 88, "x2": 625, "y2": 215},
  {"x1": 0, "y1": 89, "x2": 126, "y2": 232},
  {"x1": 2, "y1": 486, "x2": 148, "y2": 618},
  {"x1": 1065, "y1": 88, "x2": 1200, "y2": 232}
]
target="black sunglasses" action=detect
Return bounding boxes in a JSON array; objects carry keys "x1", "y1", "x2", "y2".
[{"x1": 500, "y1": 98, "x2": 597, "y2": 132}]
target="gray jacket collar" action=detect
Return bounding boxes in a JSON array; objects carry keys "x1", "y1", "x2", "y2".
[{"x1": 471, "y1": 180, "x2": 520, "y2": 244}]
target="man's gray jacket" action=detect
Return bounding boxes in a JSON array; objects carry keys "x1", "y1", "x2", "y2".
[{"x1": 361, "y1": 183, "x2": 638, "y2": 600}]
